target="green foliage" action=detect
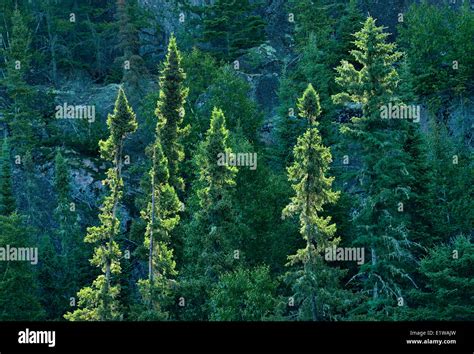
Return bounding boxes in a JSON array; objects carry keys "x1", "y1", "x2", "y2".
[
  {"x1": 276, "y1": 0, "x2": 364, "y2": 162},
  {"x1": 201, "y1": 0, "x2": 265, "y2": 61},
  {"x1": 65, "y1": 87, "x2": 137, "y2": 321},
  {"x1": 283, "y1": 84, "x2": 344, "y2": 321},
  {"x1": 0, "y1": 9, "x2": 42, "y2": 155},
  {"x1": 0, "y1": 2, "x2": 471, "y2": 323},
  {"x1": 210, "y1": 266, "x2": 278, "y2": 321},
  {"x1": 135, "y1": 65, "x2": 183, "y2": 319},
  {"x1": 0, "y1": 138, "x2": 16, "y2": 216},
  {"x1": 404, "y1": 235, "x2": 474, "y2": 320},
  {"x1": 0, "y1": 213, "x2": 44, "y2": 320},
  {"x1": 157, "y1": 35, "x2": 189, "y2": 192},
  {"x1": 398, "y1": 1, "x2": 474, "y2": 106},
  {"x1": 425, "y1": 120, "x2": 474, "y2": 243},
  {"x1": 333, "y1": 18, "x2": 419, "y2": 317},
  {"x1": 181, "y1": 108, "x2": 244, "y2": 319},
  {"x1": 198, "y1": 66, "x2": 263, "y2": 144}
]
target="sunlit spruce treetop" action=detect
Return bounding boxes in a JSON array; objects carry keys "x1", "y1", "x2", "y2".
[
  {"x1": 333, "y1": 16, "x2": 402, "y2": 122},
  {"x1": 100, "y1": 86, "x2": 138, "y2": 160},
  {"x1": 297, "y1": 83, "x2": 322, "y2": 126}
]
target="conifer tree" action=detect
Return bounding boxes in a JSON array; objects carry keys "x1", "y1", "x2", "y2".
[
  {"x1": 277, "y1": 0, "x2": 363, "y2": 162},
  {"x1": 36, "y1": 149, "x2": 84, "y2": 320},
  {"x1": 65, "y1": 87, "x2": 137, "y2": 321},
  {"x1": 201, "y1": 0, "x2": 265, "y2": 61},
  {"x1": 0, "y1": 137, "x2": 16, "y2": 216},
  {"x1": 209, "y1": 266, "x2": 278, "y2": 321},
  {"x1": 333, "y1": 18, "x2": 418, "y2": 317},
  {"x1": 425, "y1": 120, "x2": 473, "y2": 244},
  {"x1": 406, "y1": 235, "x2": 474, "y2": 320},
  {"x1": 135, "y1": 94, "x2": 181, "y2": 320},
  {"x1": 181, "y1": 108, "x2": 242, "y2": 319},
  {"x1": 0, "y1": 9, "x2": 40, "y2": 155},
  {"x1": 0, "y1": 138, "x2": 43, "y2": 320},
  {"x1": 0, "y1": 213, "x2": 45, "y2": 320},
  {"x1": 282, "y1": 84, "x2": 343, "y2": 321},
  {"x1": 158, "y1": 35, "x2": 189, "y2": 193},
  {"x1": 115, "y1": 0, "x2": 148, "y2": 93},
  {"x1": 51, "y1": 150, "x2": 86, "y2": 309}
]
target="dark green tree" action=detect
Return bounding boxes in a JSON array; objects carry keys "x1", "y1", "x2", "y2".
[
  {"x1": 0, "y1": 9, "x2": 41, "y2": 155},
  {"x1": 0, "y1": 137, "x2": 16, "y2": 216},
  {"x1": 181, "y1": 107, "x2": 242, "y2": 319},
  {"x1": 209, "y1": 266, "x2": 278, "y2": 321},
  {"x1": 405, "y1": 235, "x2": 474, "y2": 320},
  {"x1": 0, "y1": 213, "x2": 45, "y2": 320},
  {"x1": 158, "y1": 35, "x2": 189, "y2": 193},
  {"x1": 201, "y1": 0, "x2": 265, "y2": 61},
  {"x1": 333, "y1": 17, "x2": 418, "y2": 318}
]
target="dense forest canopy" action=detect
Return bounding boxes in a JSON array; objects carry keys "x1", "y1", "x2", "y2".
[{"x1": 0, "y1": 0, "x2": 472, "y2": 321}]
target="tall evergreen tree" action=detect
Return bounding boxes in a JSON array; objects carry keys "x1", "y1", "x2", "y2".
[
  {"x1": 41, "y1": 149, "x2": 86, "y2": 318},
  {"x1": 65, "y1": 87, "x2": 137, "y2": 321},
  {"x1": 282, "y1": 84, "x2": 344, "y2": 321},
  {"x1": 115, "y1": 0, "x2": 148, "y2": 93},
  {"x1": 0, "y1": 213, "x2": 45, "y2": 320},
  {"x1": 0, "y1": 138, "x2": 43, "y2": 320},
  {"x1": 425, "y1": 120, "x2": 473, "y2": 244},
  {"x1": 158, "y1": 35, "x2": 189, "y2": 193},
  {"x1": 333, "y1": 18, "x2": 418, "y2": 318},
  {"x1": 135, "y1": 92, "x2": 181, "y2": 320},
  {"x1": 0, "y1": 9, "x2": 41, "y2": 155},
  {"x1": 277, "y1": 0, "x2": 363, "y2": 162},
  {"x1": 181, "y1": 108, "x2": 242, "y2": 319},
  {"x1": 0, "y1": 137, "x2": 16, "y2": 216}
]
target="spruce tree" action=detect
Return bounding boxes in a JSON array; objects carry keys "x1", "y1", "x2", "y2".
[
  {"x1": 65, "y1": 87, "x2": 137, "y2": 321},
  {"x1": 181, "y1": 107, "x2": 242, "y2": 319},
  {"x1": 282, "y1": 84, "x2": 343, "y2": 321},
  {"x1": 0, "y1": 9, "x2": 40, "y2": 155},
  {"x1": 115, "y1": 0, "x2": 148, "y2": 93},
  {"x1": 209, "y1": 266, "x2": 278, "y2": 321},
  {"x1": 37, "y1": 149, "x2": 83, "y2": 320},
  {"x1": 135, "y1": 95, "x2": 181, "y2": 320},
  {"x1": 158, "y1": 35, "x2": 189, "y2": 193},
  {"x1": 333, "y1": 17, "x2": 418, "y2": 317},
  {"x1": 277, "y1": 0, "x2": 363, "y2": 162},
  {"x1": 0, "y1": 137, "x2": 16, "y2": 216},
  {"x1": 0, "y1": 213, "x2": 45, "y2": 320},
  {"x1": 425, "y1": 120, "x2": 473, "y2": 244},
  {"x1": 406, "y1": 235, "x2": 474, "y2": 320},
  {"x1": 0, "y1": 138, "x2": 43, "y2": 320},
  {"x1": 201, "y1": 0, "x2": 265, "y2": 61}
]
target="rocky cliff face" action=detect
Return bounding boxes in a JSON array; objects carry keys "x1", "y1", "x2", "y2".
[{"x1": 42, "y1": 0, "x2": 472, "y2": 231}]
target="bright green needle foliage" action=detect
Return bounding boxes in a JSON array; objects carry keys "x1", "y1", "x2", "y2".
[
  {"x1": 283, "y1": 84, "x2": 342, "y2": 321},
  {"x1": 65, "y1": 87, "x2": 137, "y2": 321}
]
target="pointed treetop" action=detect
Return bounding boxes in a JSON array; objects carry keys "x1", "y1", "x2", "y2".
[
  {"x1": 297, "y1": 83, "x2": 321, "y2": 126},
  {"x1": 210, "y1": 107, "x2": 227, "y2": 133},
  {"x1": 109, "y1": 87, "x2": 137, "y2": 140}
]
